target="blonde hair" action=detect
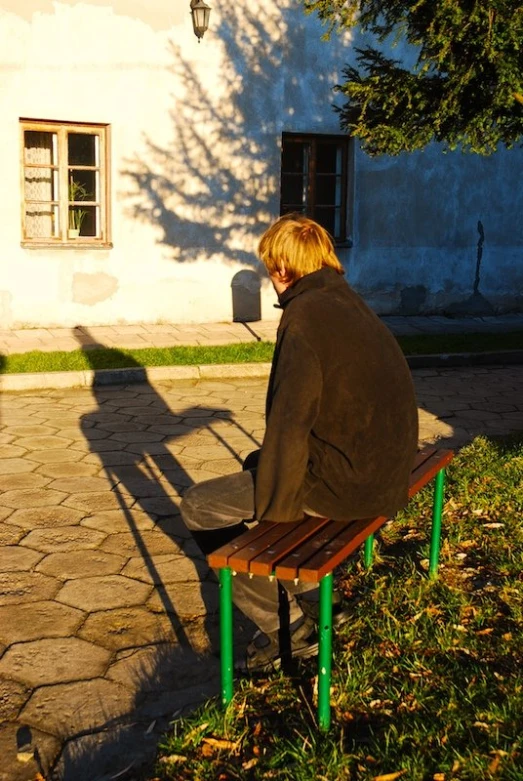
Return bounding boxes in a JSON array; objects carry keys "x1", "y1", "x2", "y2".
[{"x1": 258, "y1": 213, "x2": 344, "y2": 284}]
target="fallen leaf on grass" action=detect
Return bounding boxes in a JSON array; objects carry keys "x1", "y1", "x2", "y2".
[
  {"x1": 159, "y1": 754, "x2": 187, "y2": 764},
  {"x1": 482, "y1": 523, "x2": 504, "y2": 529},
  {"x1": 489, "y1": 755, "x2": 501, "y2": 774},
  {"x1": 202, "y1": 737, "x2": 239, "y2": 752},
  {"x1": 183, "y1": 722, "x2": 209, "y2": 745},
  {"x1": 372, "y1": 772, "x2": 406, "y2": 781},
  {"x1": 433, "y1": 774, "x2": 445, "y2": 780},
  {"x1": 253, "y1": 721, "x2": 262, "y2": 738},
  {"x1": 476, "y1": 628, "x2": 494, "y2": 635},
  {"x1": 242, "y1": 758, "x2": 259, "y2": 770}
]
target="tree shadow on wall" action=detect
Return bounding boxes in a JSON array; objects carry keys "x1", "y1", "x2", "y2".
[{"x1": 121, "y1": 0, "x2": 334, "y2": 266}]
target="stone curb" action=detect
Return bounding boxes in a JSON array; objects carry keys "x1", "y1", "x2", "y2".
[
  {"x1": 0, "y1": 362, "x2": 273, "y2": 392},
  {"x1": 1, "y1": 351, "x2": 522, "y2": 391}
]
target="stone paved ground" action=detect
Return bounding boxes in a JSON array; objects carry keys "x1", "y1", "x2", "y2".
[{"x1": 1, "y1": 367, "x2": 523, "y2": 781}]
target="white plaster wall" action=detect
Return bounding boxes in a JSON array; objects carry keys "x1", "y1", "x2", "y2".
[
  {"x1": 0, "y1": 0, "x2": 353, "y2": 328},
  {"x1": 1, "y1": 1, "x2": 521, "y2": 328}
]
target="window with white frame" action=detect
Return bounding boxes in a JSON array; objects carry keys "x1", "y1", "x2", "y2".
[
  {"x1": 20, "y1": 120, "x2": 110, "y2": 246},
  {"x1": 280, "y1": 133, "x2": 350, "y2": 243}
]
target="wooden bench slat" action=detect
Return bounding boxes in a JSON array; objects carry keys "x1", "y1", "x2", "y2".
[
  {"x1": 207, "y1": 521, "x2": 281, "y2": 568},
  {"x1": 284, "y1": 514, "x2": 388, "y2": 582},
  {"x1": 249, "y1": 515, "x2": 332, "y2": 576},
  {"x1": 408, "y1": 449, "x2": 453, "y2": 497},
  {"x1": 222, "y1": 518, "x2": 318, "y2": 574},
  {"x1": 274, "y1": 520, "x2": 348, "y2": 581},
  {"x1": 276, "y1": 448, "x2": 454, "y2": 582}
]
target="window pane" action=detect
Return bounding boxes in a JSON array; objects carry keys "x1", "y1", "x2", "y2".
[
  {"x1": 282, "y1": 141, "x2": 307, "y2": 174},
  {"x1": 314, "y1": 206, "x2": 342, "y2": 239},
  {"x1": 281, "y1": 174, "x2": 306, "y2": 208},
  {"x1": 26, "y1": 204, "x2": 59, "y2": 239},
  {"x1": 69, "y1": 205, "x2": 98, "y2": 237},
  {"x1": 24, "y1": 167, "x2": 57, "y2": 202},
  {"x1": 24, "y1": 131, "x2": 57, "y2": 165},
  {"x1": 68, "y1": 133, "x2": 97, "y2": 166},
  {"x1": 315, "y1": 175, "x2": 341, "y2": 206},
  {"x1": 68, "y1": 170, "x2": 96, "y2": 203},
  {"x1": 315, "y1": 142, "x2": 342, "y2": 174}
]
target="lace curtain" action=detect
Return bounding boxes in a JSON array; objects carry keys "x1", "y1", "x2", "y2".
[{"x1": 24, "y1": 131, "x2": 58, "y2": 238}]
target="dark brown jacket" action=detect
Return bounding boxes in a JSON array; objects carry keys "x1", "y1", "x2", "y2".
[{"x1": 255, "y1": 268, "x2": 418, "y2": 522}]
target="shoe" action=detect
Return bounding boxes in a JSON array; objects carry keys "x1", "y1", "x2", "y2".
[
  {"x1": 297, "y1": 589, "x2": 351, "y2": 628},
  {"x1": 238, "y1": 616, "x2": 318, "y2": 673}
]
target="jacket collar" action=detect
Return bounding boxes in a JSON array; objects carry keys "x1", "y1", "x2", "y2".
[{"x1": 278, "y1": 267, "x2": 344, "y2": 308}]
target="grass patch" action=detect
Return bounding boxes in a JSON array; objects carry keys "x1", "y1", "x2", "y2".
[
  {"x1": 145, "y1": 435, "x2": 523, "y2": 781},
  {"x1": 0, "y1": 331, "x2": 522, "y2": 374},
  {"x1": 397, "y1": 330, "x2": 523, "y2": 357},
  {"x1": 0, "y1": 342, "x2": 275, "y2": 374}
]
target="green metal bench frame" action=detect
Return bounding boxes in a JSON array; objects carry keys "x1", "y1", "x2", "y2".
[{"x1": 208, "y1": 446, "x2": 454, "y2": 731}]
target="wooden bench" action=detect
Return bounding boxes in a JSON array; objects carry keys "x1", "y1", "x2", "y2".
[{"x1": 208, "y1": 446, "x2": 454, "y2": 731}]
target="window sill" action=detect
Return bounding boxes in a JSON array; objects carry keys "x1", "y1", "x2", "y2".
[
  {"x1": 334, "y1": 239, "x2": 353, "y2": 249},
  {"x1": 21, "y1": 241, "x2": 113, "y2": 250}
]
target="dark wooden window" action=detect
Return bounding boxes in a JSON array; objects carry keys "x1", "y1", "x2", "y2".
[
  {"x1": 20, "y1": 120, "x2": 110, "y2": 247},
  {"x1": 280, "y1": 133, "x2": 349, "y2": 243}
]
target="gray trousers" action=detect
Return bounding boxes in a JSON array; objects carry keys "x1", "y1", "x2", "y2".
[{"x1": 180, "y1": 468, "x2": 317, "y2": 634}]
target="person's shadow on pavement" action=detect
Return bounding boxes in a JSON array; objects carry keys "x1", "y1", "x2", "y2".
[{"x1": 64, "y1": 328, "x2": 261, "y2": 781}]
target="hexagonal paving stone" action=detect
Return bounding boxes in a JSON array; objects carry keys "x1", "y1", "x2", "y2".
[
  {"x1": 12, "y1": 435, "x2": 74, "y2": 451},
  {"x1": 0, "y1": 445, "x2": 28, "y2": 458},
  {"x1": 81, "y1": 509, "x2": 156, "y2": 534},
  {"x1": 82, "y1": 450, "x2": 140, "y2": 466},
  {"x1": 101, "y1": 530, "x2": 185, "y2": 557},
  {"x1": 0, "y1": 547, "x2": 43, "y2": 572},
  {"x1": 25, "y1": 448, "x2": 85, "y2": 464},
  {"x1": 0, "y1": 678, "x2": 30, "y2": 721},
  {"x1": 20, "y1": 678, "x2": 135, "y2": 737},
  {"x1": 20, "y1": 526, "x2": 107, "y2": 553},
  {"x1": 57, "y1": 575, "x2": 152, "y2": 611},
  {"x1": 0, "y1": 638, "x2": 110, "y2": 687},
  {"x1": 0, "y1": 458, "x2": 37, "y2": 475},
  {"x1": 35, "y1": 462, "x2": 99, "y2": 479},
  {"x1": 37, "y1": 550, "x2": 125, "y2": 580},
  {"x1": 107, "y1": 641, "x2": 216, "y2": 693},
  {"x1": 0, "y1": 721, "x2": 61, "y2": 781},
  {"x1": 0, "y1": 488, "x2": 67, "y2": 509},
  {"x1": 0, "y1": 572, "x2": 61, "y2": 606},
  {"x1": 63, "y1": 491, "x2": 135, "y2": 513},
  {"x1": 147, "y1": 582, "x2": 219, "y2": 619},
  {"x1": 121, "y1": 553, "x2": 206, "y2": 585},
  {"x1": 46, "y1": 476, "x2": 111, "y2": 494},
  {"x1": 6, "y1": 505, "x2": 86, "y2": 530},
  {"x1": 3, "y1": 424, "x2": 58, "y2": 437},
  {"x1": 79, "y1": 606, "x2": 176, "y2": 651},
  {"x1": 0, "y1": 472, "x2": 51, "y2": 491},
  {"x1": 0, "y1": 601, "x2": 84, "y2": 645},
  {"x1": 0, "y1": 526, "x2": 25, "y2": 545},
  {"x1": 0, "y1": 506, "x2": 13, "y2": 523},
  {"x1": 109, "y1": 431, "x2": 166, "y2": 443}
]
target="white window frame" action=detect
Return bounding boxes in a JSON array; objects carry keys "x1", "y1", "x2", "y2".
[{"x1": 20, "y1": 119, "x2": 111, "y2": 248}]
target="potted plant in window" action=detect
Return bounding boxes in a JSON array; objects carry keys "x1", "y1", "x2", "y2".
[{"x1": 68, "y1": 177, "x2": 90, "y2": 239}]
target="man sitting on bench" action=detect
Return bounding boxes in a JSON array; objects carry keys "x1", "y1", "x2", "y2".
[{"x1": 180, "y1": 213, "x2": 418, "y2": 671}]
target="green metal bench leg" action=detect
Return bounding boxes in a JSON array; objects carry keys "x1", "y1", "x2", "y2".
[
  {"x1": 429, "y1": 468, "x2": 446, "y2": 578},
  {"x1": 318, "y1": 572, "x2": 333, "y2": 731},
  {"x1": 364, "y1": 534, "x2": 374, "y2": 568},
  {"x1": 219, "y1": 566, "x2": 234, "y2": 706}
]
